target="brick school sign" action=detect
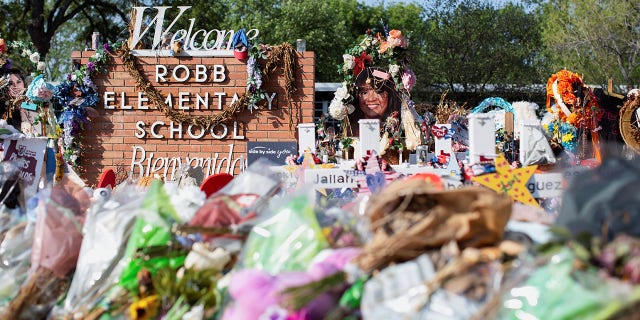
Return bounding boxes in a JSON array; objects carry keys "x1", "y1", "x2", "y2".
[{"x1": 72, "y1": 15, "x2": 314, "y2": 186}]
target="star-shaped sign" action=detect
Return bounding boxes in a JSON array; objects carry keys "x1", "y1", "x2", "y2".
[{"x1": 472, "y1": 155, "x2": 539, "y2": 207}]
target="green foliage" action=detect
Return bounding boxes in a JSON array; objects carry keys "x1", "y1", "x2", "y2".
[
  {"x1": 537, "y1": 0, "x2": 640, "y2": 87},
  {"x1": 421, "y1": 0, "x2": 548, "y2": 97}
]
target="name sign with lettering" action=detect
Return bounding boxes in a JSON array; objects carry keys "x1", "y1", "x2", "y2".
[
  {"x1": 304, "y1": 168, "x2": 358, "y2": 189},
  {"x1": 527, "y1": 167, "x2": 587, "y2": 198}
]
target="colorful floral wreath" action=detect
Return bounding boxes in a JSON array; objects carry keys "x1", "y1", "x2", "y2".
[
  {"x1": 545, "y1": 70, "x2": 602, "y2": 128},
  {"x1": 328, "y1": 28, "x2": 421, "y2": 153},
  {"x1": 53, "y1": 42, "x2": 117, "y2": 167},
  {"x1": 545, "y1": 70, "x2": 603, "y2": 159},
  {"x1": 329, "y1": 29, "x2": 414, "y2": 122}
]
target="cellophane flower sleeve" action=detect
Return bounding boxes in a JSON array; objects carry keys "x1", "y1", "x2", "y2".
[
  {"x1": 118, "y1": 180, "x2": 185, "y2": 293},
  {"x1": 56, "y1": 185, "x2": 146, "y2": 317},
  {"x1": 239, "y1": 190, "x2": 329, "y2": 274}
]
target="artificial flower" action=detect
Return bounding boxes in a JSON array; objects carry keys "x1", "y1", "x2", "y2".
[
  {"x1": 562, "y1": 132, "x2": 574, "y2": 143},
  {"x1": 26, "y1": 74, "x2": 54, "y2": 103},
  {"x1": 378, "y1": 41, "x2": 389, "y2": 54},
  {"x1": 183, "y1": 243, "x2": 231, "y2": 272},
  {"x1": 129, "y1": 295, "x2": 159, "y2": 320},
  {"x1": 401, "y1": 68, "x2": 417, "y2": 92},
  {"x1": 342, "y1": 54, "x2": 355, "y2": 71},
  {"x1": 388, "y1": 64, "x2": 400, "y2": 77},
  {"x1": 352, "y1": 52, "x2": 372, "y2": 77},
  {"x1": 0, "y1": 39, "x2": 6, "y2": 54},
  {"x1": 29, "y1": 51, "x2": 40, "y2": 63},
  {"x1": 329, "y1": 99, "x2": 348, "y2": 120},
  {"x1": 388, "y1": 29, "x2": 402, "y2": 39}
]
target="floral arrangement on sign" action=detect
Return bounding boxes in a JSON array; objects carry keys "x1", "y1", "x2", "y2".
[
  {"x1": 50, "y1": 33, "x2": 299, "y2": 170},
  {"x1": 53, "y1": 42, "x2": 119, "y2": 167},
  {"x1": 328, "y1": 27, "x2": 421, "y2": 153}
]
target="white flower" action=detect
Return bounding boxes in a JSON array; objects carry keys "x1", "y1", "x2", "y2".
[
  {"x1": 342, "y1": 54, "x2": 355, "y2": 70},
  {"x1": 22, "y1": 49, "x2": 31, "y2": 57},
  {"x1": 70, "y1": 74, "x2": 77, "y2": 81},
  {"x1": 334, "y1": 82, "x2": 350, "y2": 100},
  {"x1": 329, "y1": 98, "x2": 348, "y2": 120},
  {"x1": 37, "y1": 61, "x2": 46, "y2": 71},
  {"x1": 389, "y1": 64, "x2": 400, "y2": 77},
  {"x1": 184, "y1": 243, "x2": 231, "y2": 272},
  {"x1": 29, "y1": 52, "x2": 40, "y2": 63},
  {"x1": 93, "y1": 52, "x2": 102, "y2": 60}
]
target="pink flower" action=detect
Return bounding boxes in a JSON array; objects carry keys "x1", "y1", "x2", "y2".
[{"x1": 402, "y1": 69, "x2": 416, "y2": 92}]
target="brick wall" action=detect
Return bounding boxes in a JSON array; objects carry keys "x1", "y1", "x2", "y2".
[{"x1": 71, "y1": 50, "x2": 315, "y2": 186}]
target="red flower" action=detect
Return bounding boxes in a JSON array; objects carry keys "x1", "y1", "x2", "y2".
[
  {"x1": 353, "y1": 52, "x2": 372, "y2": 77},
  {"x1": 0, "y1": 39, "x2": 7, "y2": 54}
]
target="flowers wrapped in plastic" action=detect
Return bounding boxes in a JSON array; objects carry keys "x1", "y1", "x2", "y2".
[
  {"x1": 54, "y1": 184, "x2": 146, "y2": 318},
  {"x1": 118, "y1": 180, "x2": 185, "y2": 294},
  {"x1": 1, "y1": 177, "x2": 89, "y2": 319},
  {"x1": 223, "y1": 247, "x2": 361, "y2": 320},
  {"x1": 238, "y1": 190, "x2": 329, "y2": 274}
]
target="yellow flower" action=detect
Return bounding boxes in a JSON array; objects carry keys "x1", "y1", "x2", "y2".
[
  {"x1": 562, "y1": 132, "x2": 574, "y2": 143},
  {"x1": 130, "y1": 295, "x2": 159, "y2": 320}
]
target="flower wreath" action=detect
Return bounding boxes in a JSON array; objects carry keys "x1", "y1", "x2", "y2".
[
  {"x1": 545, "y1": 70, "x2": 602, "y2": 128},
  {"x1": 545, "y1": 70, "x2": 603, "y2": 159},
  {"x1": 328, "y1": 28, "x2": 421, "y2": 152},
  {"x1": 53, "y1": 42, "x2": 117, "y2": 167}
]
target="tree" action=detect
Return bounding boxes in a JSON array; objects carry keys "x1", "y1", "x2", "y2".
[
  {"x1": 23, "y1": 0, "x2": 128, "y2": 58},
  {"x1": 0, "y1": 0, "x2": 129, "y2": 79},
  {"x1": 537, "y1": 0, "x2": 640, "y2": 88},
  {"x1": 420, "y1": 0, "x2": 548, "y2": 104}
]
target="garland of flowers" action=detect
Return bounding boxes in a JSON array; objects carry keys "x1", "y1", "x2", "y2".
[
  {"x1": 53, "y1": 43, "x2": 114, "y2": 167},
  {"x1": 0, "y1": 37, "x2": 46, "y2": 123},
  {"x1": 52, "y1": 39, "x2": 299, "y2": 168},
  {"x1": 328, "y1": 27, "x2": 419, "y2": 155},
  {"x1": 113, "y1": 41, "x2": 298, "y2": 130},
  {"x1": 329, "y1": 28, "x2": 414, "y2": 123}
]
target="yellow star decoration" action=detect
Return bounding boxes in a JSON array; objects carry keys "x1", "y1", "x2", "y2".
[{"x1": 472, "y1": 155, "x2": 539, "y2": 207}]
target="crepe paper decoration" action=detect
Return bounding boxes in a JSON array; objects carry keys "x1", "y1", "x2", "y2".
[{"x1": 471, "y1": 154, "x2": 539, "y2": 207}]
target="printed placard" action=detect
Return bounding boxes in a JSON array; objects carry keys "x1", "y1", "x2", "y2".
[
  {"x1": 247, "y1": 141, "x2": 298, "y2": 165},
  {"x1": 2, "y1": 137, "x2": 47, "y2": 198}
]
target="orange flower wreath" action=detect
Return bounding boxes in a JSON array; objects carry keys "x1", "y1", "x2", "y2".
[{"x1": 545, "y1": 70, "x2": 603, "y2": 160}]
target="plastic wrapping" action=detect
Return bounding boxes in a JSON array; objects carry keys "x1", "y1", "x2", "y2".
[
  {"x1": 188, "y1": 159, "x2": 282, "y2": 246},
  {"x1": 239, "y1": 190, "x2": 329, "y2": 274},
  {"x1": 0, "y1": 221, "x2": 34, "y2": 305},
  {"x1": 118, "y1": 180, "x2": 185, "y2": 293},
  {"x1": 59, "y1": 184, "x2": 145, "y2": 317},
  {"x1": 30, "y1": 177, "x2": 89, "y2": 277},
  {"x1": 361, "y1": 253, "x2": 501, "y2": 319},
  {"x1": 496, "y1": 248, "x2": 638, "y2": 320}
]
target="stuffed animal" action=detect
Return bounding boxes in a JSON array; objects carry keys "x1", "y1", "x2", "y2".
[{"x1": 171, "y1": 41, "x2": 183, "y2": 55}]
